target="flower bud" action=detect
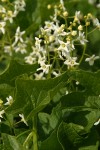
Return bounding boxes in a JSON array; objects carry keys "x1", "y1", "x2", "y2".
[
  {"x1": 71, "y1": 30, "x2": 77, "y2": 36},
  {"x1": 47, "y1": 4, "x2": 52, "y2": 9},
  {"x1": 86, "y1": 22, "x2": 90, "y2": 26},
  {"x1": 78, "y1": 25, "x2": 83, "y2": 30},
  {"x1": 63, "y1": 11, "x2": 68, "y2": 17}
]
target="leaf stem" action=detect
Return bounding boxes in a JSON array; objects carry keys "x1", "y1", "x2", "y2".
[
  {"x1": 16, "y1": 130, "x2": 30, "y2": 139},
  {"x1": 87, "y1": 27, "x2": 98, "y2": 35},
  {"x1": 79, "y1": 44, "x2": 86, "y2": 65},
  {"x1": 79, "y1": 26, "x2": 87, "y2": 65},
  {"x1": 33, "y1": 115, "x2": 38, "y2": 150},
  {"x1": 23, "y1": 132, "x2": 33, "y2": 149}
]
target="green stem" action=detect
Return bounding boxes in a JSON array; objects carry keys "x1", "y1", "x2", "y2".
[
  {"x1": 33, "y1": 130, "x2": 38, "y2": 150},
  {"x1": 22, "y1": 116, "x2": 38, "y2": 150},
  {"x1": 33, "y1": 115, "x2": 38, "y2": 150},
  {"x1": 23, "y1": 132, "x2": 33, "y2": 149},
  {"x1": 79, "y1": 26, "x2": 87, "y2": 65},
  {"x1": 49, "y1": 51, "x2": 59, "y2": 73},
  {"x1": 3, "y1": 116, "x2": 13, "y2": 135},
  {"x1": 16, "y1": 130, "x2": 30, "y2": 139},
  {"x1": 46, "y1": 42, "x2": 51, "y2": 78},
  {"x1": 46, "y1": 42, "x2": 50, "y2": 64},
  {"x1": 79, "y1": 44, "x2": 86, "y2": 65},
  {"x1": 87, "y1": 27, "x2": 98, "y2": 35}
]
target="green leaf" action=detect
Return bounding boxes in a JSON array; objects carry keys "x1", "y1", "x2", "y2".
[
  {"x1": 78, "y1": 128, "x2": 99, "y2": 150},
  {"x1": 38, "y1": 103, "x2": 61, "y2": 135},
  {"x1": 58, "y1": 122, "x2": 99, "y2": 150},
  {"x1": 0, "y1": 84, "x2": 14, "y2": 99},
  {"x1": 61, "y1": 91, "x2": 85, "y2": 109},
  {"x1": 0, "y1": 60, "x2": 38, "y2": 86},
  {"x1": 69, "y1": 70, "x2": 100, "y2": 95},
  {"x1": 6, "y1": 72, "x2": 69, "y2": 120},
  {"x1": 58, "y1": 122, "x2": 85, "y2": 150},
  {"x1": 79, "y1": 143, "x2": 99, "y2": 150},
  {"x1": 40, "y1": 129, "x2": 63, "y2": 150},
  {"x1": 61, "y1": 92, "x2": 100, "y2": 112},
  {"x1": 2, "y1": 134, "x2": 23, "y2": 150},
  {"x1": 61, "y1": 93, "x2": 100, "y2": 131},
  {"x1": 85, "y1": 96, "x2": 100, "y2": 109}
]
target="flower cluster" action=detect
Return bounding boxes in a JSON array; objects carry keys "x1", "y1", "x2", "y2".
[
  {"x1": 0, "y1": 95, "x2": 13, "y2": 122},
  {"x1": 1, "y1": 0, "x2": 100, "y2": 79},
  {"x1": 24, "y1": 0, "x2": 100, "y2": 79},
  {"x1": 0, "y1": 0, "x2": 26, "y2": 55},
  {"x1": 0, "y1": 95, "x2": 28, "y2": 126},
  {"x1": 0, "y1": 0, "x2": 25, "y2": 30}
]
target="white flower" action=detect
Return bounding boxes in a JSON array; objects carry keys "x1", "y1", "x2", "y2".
[
  {"x1": 96, "y1": 3, "x2": 100, "y2": 8},
  {"x1": 31, "y1": 46, "x2": 42, "y2": 58},
  {"x1": 60, "y1": 0, "x2": 66, "y2": 11},
  {"x1": 4, "y1": 45, "x2": 12, "y2": 56},
  {"x1": 19, "y1": 114, "x2": 28, "y2": 126},
  {"x1": 14, "y1": 42, "x2": 27, "y2": 54},
  {"x1": 65, "y1": 90, "x2": 69, "y2": 95},
  {"x1": 0, "y1": 110, "x2": 5, "y2": 122},
  {"x1": 13, "y1": 26, "x2": 25, "y2": 45},
  {"x1": 77, "y1": 31, "x2": 88, "y2": 45},
  {"x1": 52, "y1": 71, "x2": 61, "y2": 77},
  {"x1": 58, "y1": 40, "x2": 75, "y2": 57},
  {"x1": 4, "y1": 96, "x2": 13, "y2": 106},
  {"x1": 58, "y1": 40, "x2": 69, "y2": 53},
  {"x1": 34, "y1": 72, "x2": 45, "y2": 80},
  {"x1": 44, "y1": 21, "x2": 55, "y2": 31},
  {"x1": 0, "y1": 5, "x2": 6, "y2": 13},
  {"x1": 51, "y1": 7, "x2": 58, "y2": 22},
  {"x1": 35, "y1": 37, "x2": 42, "y2": 50},
  {"x1": 0, "y1": 21, "x2": 6, "y2": 34},
  {"x1": 54, "y1": 24, "x2": 67, "y2": 37},
  {"x1": 13, "y1": 0, "x2": 26, "y2": 16},
  {"x1": 76, "y1": 81, "x2": 79, "y2": 85},
  {"x1": 40, "y1": 27, "x2": 47, "y2": 35},
  {"x1": 88, "y1": 0, "x2": 96, "y2": 4},
  {"x1": 74, "y1": 11, "x2": 81, "y2": 23},
  {"x1": 85, "y1": 54, "x2": 99, "y2": 66},
  {"x1": 75, "y1": 11, "x2": 81, "y2": 17},
  {"x1": 64, "y1": 57, "x2": 79, "y2": 69},
  {"x1": 94, "y1": 118, "x2": 100, "y2": 126},
  {"x1": 0, "y1": 99, "x2": 3, "y2": 106},
  {"x1": 38, "y1": 55, "x2": 46, "y2": 65},
  {"x1": 37, "y1": 62, "x2": 51, "y2": 74},
  {"x1": 4, "y1": 10, "x2": 14, "y2": 23},
  {"x1": 93, "y1": 18, "x2": 100, "y2": 29},
  {"x1": 25, "y1": 55, "x2": 36, "y2": 64}
]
